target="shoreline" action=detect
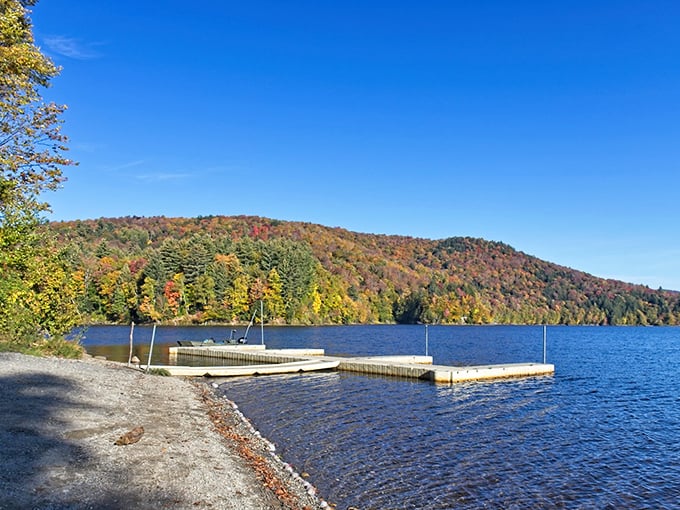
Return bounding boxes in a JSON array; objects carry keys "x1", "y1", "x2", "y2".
[
  {"x1": 0, "y1": 352, "x2": 327, "y2": 509},
  {"x1": 197, "y1": 381, "x2": 328, "y2": 509}
]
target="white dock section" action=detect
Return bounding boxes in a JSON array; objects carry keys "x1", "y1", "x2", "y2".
[
  {"x1": 168, "y1": 346, "x2": 326, "y2": 365},
  {"x1": 149, "y1": 359, "x2": 340, "y2": 377},
  {"x1": 166, "y1": 345, "x2": 555, "y2": 383}
]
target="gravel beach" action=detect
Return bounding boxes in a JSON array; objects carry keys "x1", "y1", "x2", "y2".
[{"x1": 0, "y1": 352, "x2": 326, "y2": 509}]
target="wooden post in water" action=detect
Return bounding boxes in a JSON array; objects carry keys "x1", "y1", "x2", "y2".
[
  {"x1": 543, "y1": 325, "x2": 547, "y2": 364},
  {"x1": 146, "y1": 324, "x2": 157, "y2": 372},
  {"x1": 127, "y1": 322, "x2": 135, "y2": 366}
]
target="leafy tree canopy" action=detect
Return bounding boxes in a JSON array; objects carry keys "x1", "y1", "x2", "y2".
[
  {"x1": 0, "y1": 0, "x2": 80, "y2": 356},
  {"x1": 1, "y1": 0, "x2": 73, "y2": 214}
]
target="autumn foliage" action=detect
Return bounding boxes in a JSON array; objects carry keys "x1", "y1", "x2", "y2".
[
  {"x1": 0, "y1": 0, "x2": 80, "y2": 355},
  {"x1": 45, "y1": 215, "x2": 680, "y2": 326}
]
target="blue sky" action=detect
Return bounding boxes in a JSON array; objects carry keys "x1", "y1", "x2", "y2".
[{"x1": 31, "y1": 1, "x2": 680, "y2": 290}]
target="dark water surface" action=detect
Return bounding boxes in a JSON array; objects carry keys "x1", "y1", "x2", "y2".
[{"x1": 82, "y1": 325, "x2": 680, "y2": 508}]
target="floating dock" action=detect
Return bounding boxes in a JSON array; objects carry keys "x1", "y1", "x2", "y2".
[
  {"x1": 156, "y1": 345, "x2": 554, "y2": 383},
  {"x1": 150, "y1": 359, "x2": 340, "y2": 377}
]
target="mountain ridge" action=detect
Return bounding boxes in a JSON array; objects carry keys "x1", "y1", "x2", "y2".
[{"x1": 47, "y1": 215, "x2": 680, "y2": 326}]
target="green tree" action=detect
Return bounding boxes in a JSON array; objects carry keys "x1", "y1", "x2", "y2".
[
  {"x1": 208, "y1": 253, "x2": 241, "y2": 301},
  {"x1": 186, "y1": 273, "x2": 216, "y2": 314},
  {"x1": 0, "y1": 0, "x2": 79, "y2": 354},
  {"x1": 266, "y1": 239, "x2": 317, "y2": 321},
  {"x1": 184, "y1": 233, "x2": 215, "y2": 285},
  {"x1": 142, "y1": 249, "x2": 169, "y2": 295},
  {"x1": 263, "y1": 268, "x2": 285, "y2": 321},
  {"x1": 159, "y1": 238, "x2": 184, "y2": 276}
]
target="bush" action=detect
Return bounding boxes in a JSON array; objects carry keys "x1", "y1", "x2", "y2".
[
  {"x1": 0, "y1": 304, "x2": 83, "y2": 359},
  {"x1": 0, "y1": 333, "x2": 83, "y2": 359}
]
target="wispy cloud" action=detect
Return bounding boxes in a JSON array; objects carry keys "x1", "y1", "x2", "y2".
[
  {"x1": 101, "y1": 160, "x2": 191, "y2": 181},
  {"x1": 104, "y1": 160, "x2": 147, "y2": 172},
  {"x1": 136, "y1": 172, "x2": 193, "y2": 182},
  {"x1": 43, "y1": 36, "x2": 101, "y2": 60}
]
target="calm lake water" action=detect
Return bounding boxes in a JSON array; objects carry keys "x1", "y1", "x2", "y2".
[{"x1": 82, "y1": 325, "x2": 680, "y2": 509}]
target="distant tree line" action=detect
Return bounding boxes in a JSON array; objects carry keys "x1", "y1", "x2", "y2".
[{"x1": 49, "y1": 216, "x2": 680, "y2": 326}]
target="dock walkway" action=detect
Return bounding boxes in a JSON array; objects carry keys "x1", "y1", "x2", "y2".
[{"x1": 163, "y1": 345, "x2": 554, "y2": 383}]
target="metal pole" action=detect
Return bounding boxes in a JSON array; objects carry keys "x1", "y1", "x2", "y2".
[
  {"x1": 243, "y1": 309, "x2": 257, "y2": 341},
  {"x1": 260, "y1": 300, "x2": 264, "y2": 345},
  {"x1": 543, "y1": 324, "x2": 547, "y2": 364},
  {"x1": 425, "y1": 324, "x2": 429, "y2": 357},
  {"x1": 127, "y1": 322, "x2": 135, "y2": 366},
  {"x1": 146, "y1": 324, "x2": 157, "y2": 372}
]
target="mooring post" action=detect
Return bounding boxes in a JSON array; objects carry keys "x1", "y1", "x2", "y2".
[
  {"x1": 260, "y1": 299, "x2": 264, "y2": 345},
  {"x1": 127, "y1": 322, "x2": 135, "y2": 366},
  {"x1": 543, "y1": 324, "x2": 547, "y2": 364},
  {"x1": 425, "y1": 324, "x2": 429, "y2": 357},
  {"x1": 146, "y1": 324, "x2": 157, "y2": 372}
]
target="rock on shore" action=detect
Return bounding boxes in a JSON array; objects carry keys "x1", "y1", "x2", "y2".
[{"x1": 0, "y1": 352, "x2": 324, "y2": 509}]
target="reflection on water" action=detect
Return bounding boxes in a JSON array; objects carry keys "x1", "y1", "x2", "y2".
[{"x1": 80, "y1": 325, "x2": 680, "y2": 508}]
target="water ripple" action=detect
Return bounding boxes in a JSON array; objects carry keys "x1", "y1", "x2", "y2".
[{"x1": 216, "y1": 327, "x2": 680, "y2": 508}]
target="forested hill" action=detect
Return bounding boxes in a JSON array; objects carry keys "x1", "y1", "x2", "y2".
[{"x1": 48, "y1": 215, "x2": 680, "y2": 326}]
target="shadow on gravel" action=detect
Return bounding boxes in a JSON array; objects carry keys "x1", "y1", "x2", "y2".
[{"x1": 0, "y1": 372, "x2": 180, "y2": 509}]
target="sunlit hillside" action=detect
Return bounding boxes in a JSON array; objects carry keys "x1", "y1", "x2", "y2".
[{"x1": 48, "y1": 216, "x2": 680, "y2": 326}]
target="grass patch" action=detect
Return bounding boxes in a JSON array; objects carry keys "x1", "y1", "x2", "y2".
[
  {"x1": 0, "y1": 333, "x2": 84, "y2": 359},
  {"x1": 147, "y1": 367, "x2": 172, "y2": 376}
]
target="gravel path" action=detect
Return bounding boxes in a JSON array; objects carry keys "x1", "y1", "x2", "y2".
[{"x1": 0, "y1": 353, "x2": 325, "y2": 510}]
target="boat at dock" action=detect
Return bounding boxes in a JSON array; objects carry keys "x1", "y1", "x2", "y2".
[
  {"x1": 177, "y1": 333, "x2": 246, "y2": 347},
  {"x1": 178, "y1": 305, "x2": 263, "y2": 347},
  {"x1": 177, "y1": 324, "x2": 250, "y2": 347}
]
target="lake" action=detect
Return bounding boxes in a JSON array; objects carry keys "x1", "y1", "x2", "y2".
[{"x1": 81, "y1": 325, "x2": 680, "y2": 508}]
